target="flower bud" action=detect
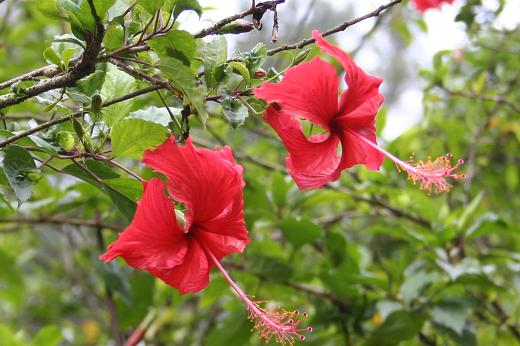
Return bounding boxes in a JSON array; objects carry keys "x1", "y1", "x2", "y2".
[
  {"x1": 254, "y1": 69, "x2": 267, "y2": 78},
  {"x1": 56, "y1": 131, "x2": 75, "y2": 150}
]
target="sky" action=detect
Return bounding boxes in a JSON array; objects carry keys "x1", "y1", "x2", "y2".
[{"x1": 183, "y1": 0, "x2": 520, "y2": 139}]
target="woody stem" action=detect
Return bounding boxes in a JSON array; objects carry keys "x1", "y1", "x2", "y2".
[{"x1": 195, "y1": 237, "x2": 291, "y2": 333}]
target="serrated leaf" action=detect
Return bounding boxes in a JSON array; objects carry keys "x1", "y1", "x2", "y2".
[
  {"x1": 111, "y1": 118, "x2": 169, "y2": 159},
  {"x1": 3, "y1": 145, "x2": 39, "y2": 203}
]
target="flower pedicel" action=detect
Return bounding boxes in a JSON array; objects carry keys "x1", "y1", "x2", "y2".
[{"x1": 100, "y1": 136, "x2": 311, "y2": 345}]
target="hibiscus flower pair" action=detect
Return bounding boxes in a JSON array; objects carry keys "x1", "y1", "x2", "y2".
[{"x1": 101, "y1": 31, "x2": 463, "y2": 345}]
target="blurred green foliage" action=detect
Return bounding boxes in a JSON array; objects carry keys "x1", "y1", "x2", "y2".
[{"x1": 0, "y1": 0, "x2": 519, "y2": 345}]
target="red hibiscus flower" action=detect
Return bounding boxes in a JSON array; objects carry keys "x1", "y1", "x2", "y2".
[
  {"x1": 412, "y1": 0, "x2": 455, "y2": 12},
  {"x1": 254, "y1": 30, "x2": 385, "y2": 189},
  {"x1": 100, "y1": 136, "x2": 311, "y2": 344},
  {"x1": 255, "y1": 31, "x2": 464, "y2": 194}
]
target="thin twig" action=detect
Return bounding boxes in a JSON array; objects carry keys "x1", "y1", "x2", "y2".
[
  {"x1": 0, "y1": 85, "x2": 161, "y2": 148},
  {"x1": 266, "y1": 0, "x2": 402, "y2": 56},
  {"x1": 0, "y1": 216, "x2": 119, "y2": 230}
]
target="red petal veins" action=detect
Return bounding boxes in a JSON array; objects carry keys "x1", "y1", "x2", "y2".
[
  {"x1": 264, "y1": 106, "x2": 342, "y2": 189},
  {"x1": 254, "y1": 57, "x2": 340, "y2": 128},
  {"x1": 150, "y1": 237, "x2": 209, "y2": 295},
  {"x1": 99, "y1": 178, "x2": 188, "y2": 270},
  {"x1": 335, "y1": 93, "x2": 385, "y2": 170},
  {"x1": 312, "y1": 30, "x2": 383, "y2": 115},
  {"x1": 143, "y1": 137, "x2": 245, "y2": 228},
  {"x1": 196, "y1": 231, "x2": 249, "y2": 261}
]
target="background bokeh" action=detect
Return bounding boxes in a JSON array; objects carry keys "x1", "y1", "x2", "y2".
[{"x1": 0, "y1": 0, "x2": 519, "y2": 345}]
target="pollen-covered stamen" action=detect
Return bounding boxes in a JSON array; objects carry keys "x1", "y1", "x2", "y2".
[
  {"x1": 196, "y1": 237, "x2": 312, "y2": 345},
  {"x1": 348, "y1": 130, "x2": 465, "y2": 194}
]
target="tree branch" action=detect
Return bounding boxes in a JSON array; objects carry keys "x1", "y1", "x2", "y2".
[
  {"x1": 266, "y1": 0, "x2": 402, "y2": 56},
  {"x1": 0, "y1": 0, "x2": 105, "y2": 110},
  {"x1": 194, "y1": 0, "x2": 286, "y2": 38},
  {"x1": 0, "y1": 215, "x2": 119, "y2": 231},
  {"x1": 0, "y1": 85, "x2": 161, "y2": 148}
]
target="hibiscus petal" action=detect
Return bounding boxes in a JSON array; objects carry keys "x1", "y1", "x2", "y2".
[
  {"x1": 312, "y1": 30, "x2": 383, "y2": 115},
  {"x1": 100, "y1": 178, "x2": 188, "y2": 270},
  {"x1": 254, "y1": 57, "x2": 339, "y2": 128},
  {"x1": 143, "y1": 136, "x2": 245, "y2": 227},
  {"x1": 196, "y1": 231, "x2": 249, "y2": 261},
  {"x1": 334, "y1": 94, "x2": 385, "y2": 170},
  {"x1": 195, "y1": 194, "x2": 249, "y2": 241},
  {"x1": 264, "y1": 106, "x2": 342, "y2": 189},
  {"x1": 150, "y1": 238, "x2": 209, "y2": 295}
]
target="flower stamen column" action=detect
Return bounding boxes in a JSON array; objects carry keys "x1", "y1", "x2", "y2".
[{"x1": 197, "y1": 237, "x2": 312, "y2": 345}]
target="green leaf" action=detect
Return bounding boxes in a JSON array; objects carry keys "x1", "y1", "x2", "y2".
[
  {"x1": 158, "y1": 57, "x2": 208, "y2": 124},
  {"x1": 3, "y1": 145, "x2": 39, "y2": 203},
  {"x1": 247, "y1": 254, "x2": 293, "y2": 282},
  {"x1": 43, "y1": 47, "x2": 62, "y2": 68},
  {"x1": 366, "y1": 310, "x2": 426, "y2": 346},
  {"x1": 430, "y1": 305, "x2": 467, "y2": 336},
  {"x1": 399, "y1": 271, "x2": 437, "y2": 305},
  {"x1": 229, "y1": 61, "x2": 251, "y2": 87},
  {"x1": 62, "y1": 160, "x2": 136, "y2": 221},
  {"x1": 457, "y1": 191, "x2": 483, "y2": 230},
  {"x1": 205, "y1": 309, "x2": 250, "y2": 346},
  {"x1": 172, "y1": 0, "x2": 202, "y2": 19},
  {"x1": 270, "y1": 171, "x2": 290, "y2": 207},
  {"x1": 32, "y1": 326, "x2": 62, "y2": 346},
  {"x1": 76, "y1": 63, "x2": 107, "y2": 97},
  {"x1": 0, "y1": 249, "x2": 25, "y2": 309},
  {"x1": 221, "y1": 94, "x2": 248, "y2": 128},
  {"x1": 278, "y1": 217, "x2": 321, "y2": 248},
  {"x1": 149, "y1": 30, "x2": 196, "y2": 66},
  {"x1": 61, "y1": 47, "x2": 76, "y2": 71},
  {"x1": 101, "y1": 63, "x2": 136, "y2": 126},
  {"x1": 116, "y1": 271, "x2": 155, "y2": 329},
  {"x1": 112, "y1": 118, "x2": 169, "y2": 159},
  {"x1": 129, "y1": 106, "x2": 182, "y2": 126},
  {"x1": 103, "y1": 23, "x2": 125, "y2": 51},
  {"x1": 0, "y1": 325, "x2": 24, "y2": 346},
  {"x1": 105, "y1": 178, "x2": 143, "y2": 201},
  {"x1": 137, "y1": 0, "x2": 165, "y2": 13},
  {"x1": 203, "y1": 36, "x2": 228, "y2": 88}
]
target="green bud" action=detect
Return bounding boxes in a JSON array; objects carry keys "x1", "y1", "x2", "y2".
[
  {"x1": 91, "y1": 94, "x2": 102, "y2": 113},
  {"x1": 71, "y1": 116, "x2": 84, "y2": 137},
  {"x1": 26, "y1": 172, "x2": 43, "y2": 182},
  {"x1": 293, "y1": 48, "x2": 311, "y2": 66},
  {"x1": 56, "y1": 131, "x2": 75, "y2": 150}
]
